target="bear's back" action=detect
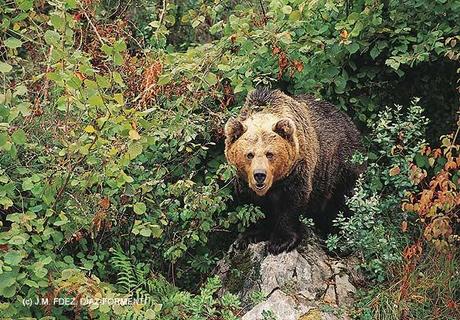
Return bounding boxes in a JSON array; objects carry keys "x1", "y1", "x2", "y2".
[{"x1": 294, "y1": 94, "x2": 363, "y2": 195}]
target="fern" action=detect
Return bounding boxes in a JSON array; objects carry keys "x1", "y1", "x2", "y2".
[
  {"x1": 110, "y1": 248, "x2": 178, "y2": 319},
  {"x1": 110, "y1": 248, "x2": 239, "y2": 320},
  {"x1": 110, "y1": 248, "x2": 140, "y2": 293}
]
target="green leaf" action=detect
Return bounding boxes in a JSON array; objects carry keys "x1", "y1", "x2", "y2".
[
  {"x1": 44, "y1": 30, "x2": 60, "y2": 45},
  {"x1": 0, "y1": 197, "x2": 13, "y2": 209},
  {"x1": 385, "y1": 58, "x2": 400, "y2": 70},
  {"x1": 347, "y1": 42, "x2": 360, "y2": 54},
  {"x1": 65, "y1": 0, "x2": 77, "y2": 9},
  {"x1": 324, "y1": 66, "x2": 339, "y2": 78},
  {"x1": 350, "y1": 21, "x2": 364, "y2": 37},
  {"x1": 88, "y1": 94, "x2": 104, "y2": 107},
  {"x1": 192, "y1": 19, "x2": 201, "y2": 28},
  {"x1": 4, "y1": 37, "x2": 22, "y2": 49},
  {"x1": 12, "y1": 129, "x2": 26, "y2": 145},
  {"x1": 14, "y1": 85, "x2": 27, "y2": 96},
  {"x1": 334, "y1": 76, "x2": 347, "y2": 94},
  {"x1": 42, "y1": 256, "x2": 53, "y2": 265},
  {"x1": 113, "y1": 93, "x2": 124, "y2": 104},
  {"x1": 133, "y1": 202, "x2": 146, "y2": 215},
  {"x1": 289, "y1": 10, "x2": 301, "y2": 21},
  {"x1": 4, "y1": 251, "x2": 23, "y2": 266},
  {"x1": 144, "y1": 308, "x2": 157, "y2": 319},
  {"x1": 9, "y1": 235, "x2": 27, "y2": 245},
  {"x1": 282, "y1": 5, "x2": 292, "y2": 14},
  {"x1": 129, "y1": 129, "x2": 141, "y2": 140},
  {"x1": 68, "y1": 75, "x2": 83, "y2": 89},
  {"x1": 101, "y1": 44, "x2": 113, "y2": 55},
  {"x1": 54, "y1": 212, "x2": 69, "y2": 226},
  {"x1": 113, "y1": 52, "x2": 124, "y2": 66},
  {"x1": 96, "y1": 75, "x2": 111, "y2": 88},
  {"x1": 16, "y1": 0, "x2": 33, "y2": 11},
  {"x1": 22, "y1": 178, "x2": 33, "y2": 191},
  {"x1": 113, "y1": 39, "x2": 127, "y2": 52},
  {"x1": 0, "y1": 133, "x2": 8, "y2": 146},
  {"x1": 24, "y1": 279, "x2": 39, "y2": 288},
  {"x1": 0, "y1": 285, "x2": 16, "y2": 298},
  {"x1": 113, "y1": 72, "x2": 124, "y2": 86},
  {"x1": 370, "y1": 46, "x2": 380, "y2": 60},
  {"x1": 0, "y1": 62, "x2": 13, "y2": 73},
  {"x1": 157, "y1": 74, "x2": 172, "y2": 86},
  {"x1": 0, "y1": 271, "x2": 17, "y2": 291},
  {"x1": 50, "y1": 14, "x2": 65, "y2": 30},
  {"x1": 151, "y1": 225, "x2": 163, "y2": 238},
  {"x1": 139, "y1": 228, "x2": 151, "y2": 237},
  {"x1": 414, "y1": 153, "x2": 427, "y2": 168},
  {"x1": 204, "y1": 72, "x2": 218, "y2": 86},
  {"x1": 61, "y1": 269, "x2": 77, "y2": 280},
  {"x1": 127, "y1": 143, "x2": 143, "y2": 159}
]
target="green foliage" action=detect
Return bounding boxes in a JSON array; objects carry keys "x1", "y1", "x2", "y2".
[
  {"x1": 134, "y1": 0, "x2": 460, "y2": 126},
  {"x1": 327, "y1": 99, "x2": 430, "y2": 280},
  {"x1": 109, "y1": 248, "x2": 240, "y2": 320},
  {"x1": 0, "y1": 0, "x2": 248, "y2": 317},
  {"x1": 0, "y1": 0, "x2": 459, "y2": 318}
]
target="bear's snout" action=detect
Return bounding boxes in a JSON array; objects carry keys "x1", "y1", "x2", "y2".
[
  {"x1": 250, "y1": 168, "x2": 272, "y2": 196},
  {"x1": 253, "y1": 169, "x2": 267, "y2": 185}
]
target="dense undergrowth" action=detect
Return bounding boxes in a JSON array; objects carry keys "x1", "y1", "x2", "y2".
[{"x1": 0, "y1": 0, "x2": 459, "y2": 319}]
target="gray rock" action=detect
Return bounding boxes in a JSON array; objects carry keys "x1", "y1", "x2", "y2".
[
  {"x1": 215, "y1": 237, "x2": 360, "y2": 319},
  {"x1": 242, "y1": 290, "x2": 311, "y2": 320}
]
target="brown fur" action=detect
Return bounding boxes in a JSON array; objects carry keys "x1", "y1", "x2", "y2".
[{"x1": 225, "y1": 89, "x2": 364, "y2": 254}]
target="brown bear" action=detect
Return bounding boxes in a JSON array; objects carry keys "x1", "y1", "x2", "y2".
[{"x1": 224, "y1": 88, "x2": 364, "y2": 255}]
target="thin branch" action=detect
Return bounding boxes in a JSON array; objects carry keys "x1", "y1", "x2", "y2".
[
  {"x1": 259, "y1": 0, "x2": 267, "y2": 24},
  {"x1": 82, "y1": 9, "x2": 104, "y2": 45},
  {"x1": 157, "y1": 0, "x2": 167, "y2": 30}
]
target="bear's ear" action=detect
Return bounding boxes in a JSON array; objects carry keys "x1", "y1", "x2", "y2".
[
  {"x1": 224, "y1": 118, "x2": 247, "y2": 144},
  {"x1": 273, "y1": 118, "x2": 296, "y2": 140}
]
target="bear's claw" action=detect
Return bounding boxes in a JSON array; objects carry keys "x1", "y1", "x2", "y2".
[
  {"x1": 234, "y1": 229, "x2": 269, "y2": 250},
  {"x1": 267, "y1": 236, "x2": 300, "y2": 255}
]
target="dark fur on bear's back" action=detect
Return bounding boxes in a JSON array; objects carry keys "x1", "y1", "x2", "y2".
[
  {"x1": 293, "y1": 94, "x2": 364, "y2": 230},
  {"x1": 226, "y1": 89, "x2": 364, "y2": 254}
]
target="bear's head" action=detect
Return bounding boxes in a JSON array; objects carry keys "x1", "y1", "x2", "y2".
[{"x1": 224, "y1": 113, "x2": 299, "y2": 196}]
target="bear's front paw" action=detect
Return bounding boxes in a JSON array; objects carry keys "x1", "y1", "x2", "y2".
[
  {"x1": 267, "y1": 235, "x2": 300, "y2": 255},
  {"x1": 234, "y1": 230, "x2": 268, "y2": 251},
  {"x1": 233, "y1": 235, "x2": 251, "y2": 251}
]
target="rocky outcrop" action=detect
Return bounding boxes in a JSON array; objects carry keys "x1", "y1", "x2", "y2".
[{"x1": 215, "y1": 236, "x2": 362, "y2": 320}]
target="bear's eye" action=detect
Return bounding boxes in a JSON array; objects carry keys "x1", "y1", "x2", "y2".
[
  {"x1": 246, "y1": 152, "x2": 254, "y2": 160},
  {"x1": 266, "y1": 152, "x2": 274, "y2": 160}
]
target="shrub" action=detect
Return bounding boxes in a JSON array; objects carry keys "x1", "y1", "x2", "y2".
[
  {"x1": 352, "y1": 126, "x2": 460, "y2": 319},
  {"x1": 327, "y1": 99, "x2": 430, "y2": 281}
]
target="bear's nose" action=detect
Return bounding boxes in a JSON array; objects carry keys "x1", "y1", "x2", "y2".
[{"x1": 253, "y1": 170, "x2": 267, "y2": 184}]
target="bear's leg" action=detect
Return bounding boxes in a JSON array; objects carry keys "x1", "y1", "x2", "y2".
[
  {"x1": 234, "y1": 220, "x2": 270, "y2": 250},
  {"x1": 267, "y1": 213, "x2": 303, "y2": 255},
  {"x1": 316, "y1": 183, "x2": 351, "y2": 237}
]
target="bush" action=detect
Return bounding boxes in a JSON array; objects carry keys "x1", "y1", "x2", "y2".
[{"x1": 327, "y1": 99, "x2": 430, "y2": 281}]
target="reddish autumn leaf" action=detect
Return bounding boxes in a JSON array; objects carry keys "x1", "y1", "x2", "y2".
[
  {"x1": 401, "y1": 220, "x2": 408, "y2": 232},
  {"x1": 292, "y1": 60, "x2": 304, "y2": 72},
  {"x1": 75, "y1": 71, "x2": 86, "y2": 81},
  {"x1": 100, "y1": 197, "x2": 110, "y2": 209},
  {"x1": 73, "y1": 12, "x2": 82, "y2": 21},
  {"x1": 444, "y1": 160, "x2": 457, "y2": 170},
  {"x1": 389, "y1": 166, "x2": 401, "y2": 176},
  {"x1": 446, "y1": 300, "x2": 458, "y2": 309},
  {"x1": 277, "y1": 51, "x2": 289, "y2": 79},
  {"x1": 340, "y1": 29, "x2": 349, "y2": 42}
]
